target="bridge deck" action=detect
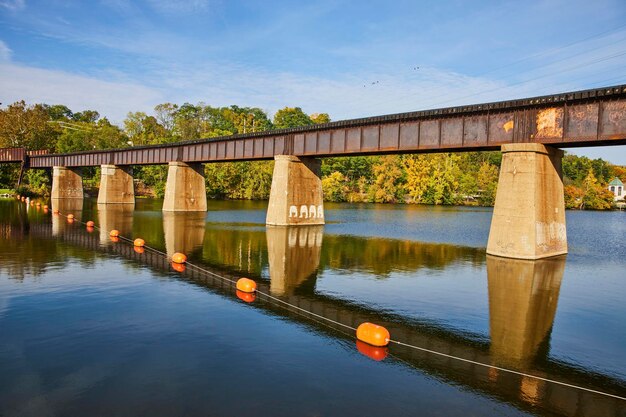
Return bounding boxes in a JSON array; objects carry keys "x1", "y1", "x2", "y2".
[{"x1": 1, "y1": 85, "x2": 625, "y2": 168}]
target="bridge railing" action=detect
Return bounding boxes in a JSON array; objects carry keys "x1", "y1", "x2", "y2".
[
  {"x1": 0, "y1": 148, "x2": 48, "y2": 163},
  {"x1": 0, "y1": 147, "x2": 25, "y2": 162}
]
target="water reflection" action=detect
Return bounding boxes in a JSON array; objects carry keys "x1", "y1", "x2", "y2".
[
  {"x1": 487, "y1": 255, "x2": 565, "y2": 367},
  {"x1": 2, "y1": 200, "x2": 625, "y2": 417},
  {"x1": 51, "y1": 199, "x2": 84, "y2": 235},
  {"x1": 267, "y1": 226, "x2": 323, "y2": 295},
  {"x1": 97, "y1": 204, "x2": 133, "y2": 245},
  {"x1": 163, "y1": 211, "x2": 206, "y2": 257}
]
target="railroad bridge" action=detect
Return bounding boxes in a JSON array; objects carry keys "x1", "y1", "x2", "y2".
[{"x1": 1, "y1": 84, "x2": 626, "y2": 259}]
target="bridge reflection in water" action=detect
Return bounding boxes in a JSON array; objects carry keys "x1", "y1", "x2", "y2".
[{"x1": 0, "y1": 211, "x2": 624, "y2": 417}]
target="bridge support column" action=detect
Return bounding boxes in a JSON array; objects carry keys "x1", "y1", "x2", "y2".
[
  {"x1": 266, "y1": 155, "x2": 324, "y2": 226},
  {"x1": 97, "y1": 165, "x2": 135, "y2": 205},
  {"x1": 487, "y1": 144, "x2": 567, "y2": 259},
  {"x1": 51, "y1": 166, "x2": 83, "y2": 199},
  {"x1": 162, "y1": 162, "x2": 207, "y2": 212}
]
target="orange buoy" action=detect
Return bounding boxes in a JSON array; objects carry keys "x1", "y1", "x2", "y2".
[
  {"x1": 67, "y1": 214, "x2": 74, "y2": 220},
  {"x1": 36, "y1": 202, "x2": 41, "y2": 207},
  {"x1": 356, "y1": 322, "x2": 390, "y2": 347},
  {"x1": 236, "y1": 290, "x2": 256, "y2": 303},
  {"x1": 236, "y1": 277, "x2": 257, "y2": 293},
  {"x1": 43, "y1": 205, "x2": 48, "y2": 210},
  {"x1": 53, "y1": 209, "x2": 60, "y2": 214},
  {"x1": 356, "y1": 340, "x2": 388, "y2": 361},
  {"x1": 43, "y1": 208, "x2": 49, "y2": 214},
  {"x1": 67, "y1": 218, "x2": 74, "y2": 224},
  {"x1": 86, "y1": 220, "x2": 95, "y2": 227},
  {"x1": 133, "y1": 238, "x2": 145, "y2": 247},
  {"x1": 21, "y1": 197, "x2": 25, "y2": 201},
  {"x1": 30, "y1": 201, "x2": 34, "y2": 206},
  {"x1": 109, "y1": 229, "x2": 120, "y2": 237},
  {"x1": 86, "y1": 226, "x2": 94, "y2": 233},
  {"x1": 172, "y1": 252, "x2": 187, "y2": 264},
  {"x1": 110, "y1": 236, "x2": 119, "y2": 243},
  {"x1": 134, "y1": 246, "x2": 145, "y2": 254},
  {"x1": 171, "y1": 261, "x2": 186, "y2": 272}
]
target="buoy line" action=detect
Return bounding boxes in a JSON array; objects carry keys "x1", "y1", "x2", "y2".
[{"x1": 46, "y1": 207, "x2": 626, "y2": 402}]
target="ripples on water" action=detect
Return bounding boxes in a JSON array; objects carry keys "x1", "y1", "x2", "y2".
[{"x1": 0, "y1": 198, "x2": 624, "y2": 417}]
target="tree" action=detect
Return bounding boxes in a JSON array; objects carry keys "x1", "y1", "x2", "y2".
[
  {"x1": 368, "y1": 156, "x2": 405, "y2": 203},
  {"x1": 310, "y1": 113, "x2": 331, "y2": 124},
  {"x1": 580, "y1": 169, "x2": 614, "y2": 210},
  {"x1": 564, "y1": 185, "x2": 584, "y2": 209},
  {"x1": 404, "y1": 155, "x2": 432, "y2": 203},
  {"x1": 322, "y1": 171, "x2": 349, "y2": 202},
  {"x1": 422, "y1": 154, "x2": 461, "y2": 205},
  {"x1": 43, "y1": 104, "x2": 73, "y2": 120},
  {"x1": 124, "y1": 112, "x2": 169, "y2": 146},
  {"x1": 273, "y1": 107, "x2": 313, "y2": 129},
  {"x1": 154, "y1": 103, "x2": 178, "y2": 132},
  {"x1": 0, "y1": 101, "x2": 59, "y2": 151},
  {"x1": 476, "y1": 161, "x2": 499, "y2": 206},
  {"x1": 72, "y1": 110, "x2": 100, "y2": 123}
]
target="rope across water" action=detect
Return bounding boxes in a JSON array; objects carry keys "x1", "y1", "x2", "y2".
[{"x1": 48, "y1": 208, "x2": 626, "y2": 402}]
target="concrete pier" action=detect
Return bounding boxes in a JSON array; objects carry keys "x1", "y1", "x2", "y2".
[
  {"x1": 162, "y1": 162, "x2": 207, "y2": 212},
  {"x1": 266, "y1": 155, "x2": 324, "y2": 226},
  {"x1": 487, "y1": 144, "x2": 567, "y2": 259},
  {"x1": 97, "y1": 165, "x2": 135, "y2": 205},
  {"x1": 51, "y1": 166, "x2": 83, "y2": 199}
]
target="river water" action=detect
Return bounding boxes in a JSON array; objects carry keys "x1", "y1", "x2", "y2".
[{"x1": 0, "y1": 198, "x2": 624, "y2": 416}]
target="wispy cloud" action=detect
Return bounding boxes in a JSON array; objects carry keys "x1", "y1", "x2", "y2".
[
  {"x1": 145, "y1": 0, "x2": 213, "y2": 14},
  {"x1": 0, "y1": 0, "x2": 25, "y2": 11},
  {"x1": 0, "y1": 40, "x2": 12, "y2": 62},
  {"x1": 0, "y1": 62, "x2": 163, "y2": 120}
]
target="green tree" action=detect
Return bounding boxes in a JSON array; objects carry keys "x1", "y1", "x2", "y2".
[{"x1": 273, "y1": 107, "x2": 313, "y2": 129}]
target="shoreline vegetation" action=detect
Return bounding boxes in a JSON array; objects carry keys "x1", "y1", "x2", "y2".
[{"x1": 1, "y1": 101, "x2": 624, "y2": 210}]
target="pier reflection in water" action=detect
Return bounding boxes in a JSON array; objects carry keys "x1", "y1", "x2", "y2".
[
  {"x1": 0, "y1": 199, "x2": 624, "y2": 417},
  {"x1": 488, "y1": 255, "x2": 565, "y2": 368},
  {"x1": 51, "y1": 198, "x2": 83, "y2": 235},
  {"x1": 267, "y1": 226, "x2": 323, "y2": 295},
  {"x1": 97, "y1": 204, "x2": 133, "y2": 245},
  {"x1": 163, "y1": 212, "x2": 206, "y2": 258}
]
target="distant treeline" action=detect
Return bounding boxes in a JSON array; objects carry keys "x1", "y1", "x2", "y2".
[{"x1": 0, "y1": 101, "x2": 623, "y2": 209}]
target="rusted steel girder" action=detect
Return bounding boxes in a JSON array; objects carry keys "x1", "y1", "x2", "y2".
[
  {"x1": 4, "y1": 84, "x2": 625, "y2": 168},
  {"x1": 0, "y1": 147, "x2": 25, "y2": 162}
]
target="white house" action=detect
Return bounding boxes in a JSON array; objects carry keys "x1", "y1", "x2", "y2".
[{"x1": 608, "y1": 177, "x2": 624, "y2": 201}]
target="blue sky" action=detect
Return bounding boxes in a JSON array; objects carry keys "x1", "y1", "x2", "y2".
[{"x1": 1, "y1": 0, "x2": 626, "y2": 163}]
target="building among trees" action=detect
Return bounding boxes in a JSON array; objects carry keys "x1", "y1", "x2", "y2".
[{"x1": 608, "y1": 177, "x2": 624, "y2": 201}]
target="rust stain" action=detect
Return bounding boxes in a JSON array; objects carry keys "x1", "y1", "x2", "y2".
[
  {"x1": 503, "y1": 120, "x2": 514, "y2": 133},
  {"x1": 536, "y1": 108, "x2": 563, "y2": 138}
]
